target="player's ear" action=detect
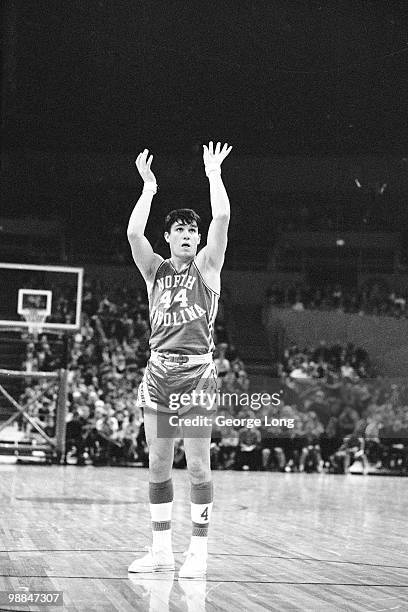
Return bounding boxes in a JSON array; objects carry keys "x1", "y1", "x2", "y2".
[
  {"x1": 164, "y1": 232, "x2": 170, "y2": 244},
  {"x1": 197, "y1": 233, "x2": 201, "y2": 245}
]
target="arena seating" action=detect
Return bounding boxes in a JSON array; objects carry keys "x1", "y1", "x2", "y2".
[{"x1": 1, "y1": 274, "x2": 405, "y2": 475}]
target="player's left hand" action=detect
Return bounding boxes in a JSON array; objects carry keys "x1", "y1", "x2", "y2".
[{"x1": 203, "y1": 141, "x2": 232, "y2": 177}]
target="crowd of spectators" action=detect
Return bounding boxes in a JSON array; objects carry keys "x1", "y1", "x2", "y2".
[
  {"x1": 280, "y1": 341, "x2": 372, "y2": 382},
  {"x1": 265, "y1": 279, "x2": 408, "y2": 319},
  {"x1": 157, "y1": 340, "x2": 408, "y2": 474},
  {"x1": 203, "y1": 359, "x2": 408, "y2": 474},
  {"x1": 11, "y1": 276, "x2": 408, "y2": 475},
  {"x1": 17, "y1": 278, "x2": 232, "y2": 466}
]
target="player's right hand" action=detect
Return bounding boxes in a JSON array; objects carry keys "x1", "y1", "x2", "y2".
[{"x1": 135, "y1": 149, "x2": 156, "y2": 183}]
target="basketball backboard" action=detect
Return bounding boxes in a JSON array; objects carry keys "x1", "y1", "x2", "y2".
[{"x1": 0, "y1": 263, "x2": 83, "y2": 332}]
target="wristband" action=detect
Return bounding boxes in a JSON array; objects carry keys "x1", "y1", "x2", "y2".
[
  {"x1": 143, "y1": 182, "x2": 158, "y2": 195},
  {"x1": 205, "y1": 164, "x2": 221, "y2": 178}
]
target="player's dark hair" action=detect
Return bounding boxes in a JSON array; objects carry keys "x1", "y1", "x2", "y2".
[{"x1": 164, "y1": 209, "x2": 201, "y2": 234}]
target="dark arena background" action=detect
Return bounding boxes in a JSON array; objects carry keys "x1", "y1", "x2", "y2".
[{"x1": 1, "y1": 1, "x2": 408, "y2": 611}]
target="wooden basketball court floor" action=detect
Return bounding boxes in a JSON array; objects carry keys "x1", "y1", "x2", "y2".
[{"x1": 0, "y1": 464, "x2": 407, "y2": 612}]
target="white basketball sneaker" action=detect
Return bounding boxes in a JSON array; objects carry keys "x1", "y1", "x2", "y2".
[
  {"x1": 128, "y1": 547, "x2": 175, "y2": 573},
  {"x1": 178, "y1": 551, "x2": 207, "y2": 579}
]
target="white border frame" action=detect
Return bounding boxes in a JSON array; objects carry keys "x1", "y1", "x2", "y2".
[
  {"x1": 0, "y1": 263, "x2": 83, "y2": 332},
  {"x1": 17, "y1": 289, "x2": 53, "y2": 316}
]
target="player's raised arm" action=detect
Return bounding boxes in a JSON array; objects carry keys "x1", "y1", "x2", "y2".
[
  {"x1": 199, "y1": 141, "x2": 232, "y2": 272},
  {"x1": 127, "y1": 149, "x2": 163, "y2": 283}
]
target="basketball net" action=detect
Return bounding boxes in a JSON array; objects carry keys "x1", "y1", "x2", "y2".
[{"x1": 22, "y1": 309, "x2": 47, "y2": 340}]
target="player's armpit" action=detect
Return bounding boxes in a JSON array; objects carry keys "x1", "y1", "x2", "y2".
[{"x1": 128, "y1": 233, "x2": 163, "y2": 282}]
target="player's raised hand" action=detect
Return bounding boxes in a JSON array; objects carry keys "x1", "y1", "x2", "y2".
[
  {"x1": 135, "y1": 149, "x2": 156, "y2": 184},
  {"x1": 203, "y1": 141, "x2": 232, "y2": 177}
]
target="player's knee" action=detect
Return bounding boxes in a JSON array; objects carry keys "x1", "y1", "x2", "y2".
[
  {"x1": 149, "y1": 451, "x2": 172, "y2": 478},
  {"x1": 186, "y1": 456, "x2": 210, "y2": 482}
]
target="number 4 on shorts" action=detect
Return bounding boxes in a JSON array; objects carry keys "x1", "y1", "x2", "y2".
[{"x1": 200, "y1": 506, "x2": 209, "y2": 521}]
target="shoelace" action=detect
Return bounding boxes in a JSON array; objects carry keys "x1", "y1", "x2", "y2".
[
  {"x1": 183, "y1": 550, "x2": 193, "y2": 558},
  {"x1": 151, "y1": 546, "x2": 174, "y2": 558},
  {"x1": 182, "y1": 550, "x2": 205, "y2": 561},
  {"x1": 139, "y1": 545, "x2": 152, "y2": 557}
]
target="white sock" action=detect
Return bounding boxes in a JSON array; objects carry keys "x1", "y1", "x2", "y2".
[
  {"x1": 150, "y1": 501, "x2": 173, "y2": 552},
  {"x1": 189, "y1": 501, "x2": 213, "y2": 557}
]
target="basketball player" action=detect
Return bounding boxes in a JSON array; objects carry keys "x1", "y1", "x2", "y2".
[{"x1": 127, "y1": 142, "x2": 232, "y2": 578}]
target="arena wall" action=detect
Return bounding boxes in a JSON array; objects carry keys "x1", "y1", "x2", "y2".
[
  {"x1": 84, "y1": 266, "x2": 304, "y2": 305},
  {"x1": 263, "y1": 306, "x2": 408, "y2": 375}
]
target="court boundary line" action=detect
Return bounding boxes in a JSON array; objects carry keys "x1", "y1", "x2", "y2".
[
  {"x1": 0, "y1": 575, "x2": 408, "y2": 587},
  {"x1": 0, "y1": 551, "x2": 407, "y2": 570}
]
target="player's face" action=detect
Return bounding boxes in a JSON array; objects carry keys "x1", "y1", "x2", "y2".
[{"x1": 165, "y1": 221, "x2": 201, "y2": 258}]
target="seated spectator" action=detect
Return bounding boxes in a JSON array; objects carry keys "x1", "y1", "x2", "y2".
[
  {"x1": 331, "y1": 432, "x2": 368, "y2": 475},
  {"x1": 120, "y1": 413, "x2": 140, "y2": 463},
  {"x1": 210, "y1": 424, "x2": 223, "y2": 470},
  {"x1": 22, "y1": 342, "x2": 38, "y2": 372},
  {"x1": 217, "y1": 414, "x2": 240, "y2": 470},
  {"x1": 65, "y1": 408, "x2": 87, "y2": 465},
  {"x1": 298, "y1": 412, "x2": 324, "y2": 473},
  {"x1": 93, "y1": 405, "x2": 121, "y2": 465},
  {"x1": 260, "y1": 421, "x2": 286, "y2": 471},
  {"x1": 235, "y1": 425, "x2": 262, "y2": 471},
  {"x1": 264, "y1": 278, "x2": 408, "y2": 320},
  {"x1": 364, "y1": 410, "x2": 383, "y2": 466},
  {"x1": 338, "y1": 405, "x2": 360, "y2": 438},
  {"x1": 214, "y1": 343, "x2": 230, "y2": 382},
  {"x1": 319, "y1": 416, "x2": 341, "y2": 467},
  {"x1": 379, "y1": 418, "x2": 408, "y2": 471}
]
